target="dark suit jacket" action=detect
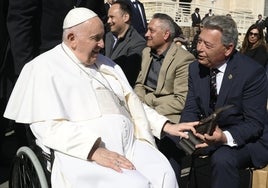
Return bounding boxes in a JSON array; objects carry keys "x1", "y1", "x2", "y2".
[
  {"x1": 0, "y1": 0, "x2": 9, "y2": 77},
  {"x1": 243, "y1": 45, "x2": 268, "y2": 67},
  {"x1": 204, "y1": 13, "x2": 214, "y2": 18},
  {"x1": 7, "y1": 0, "x2": 106, "y2": 76},
  {"x1": 191, "y1": 12, "x2": 201, "y2": 27},
  {"x1": 124, "y1": 0, "x2": 147, "y2": 37},
  {"x1": 105, "y1": 26, "x2": 146, "y2": 87},
  {"x1": 180, "y1": 51, "x2": 268, "y2": 168},
  {"x1": 256, "y1": 19, "x2": 265, "y2": 29}
]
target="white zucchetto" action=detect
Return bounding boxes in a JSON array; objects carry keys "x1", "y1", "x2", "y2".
[{"x1": 63, "y1": 7, "x2": 97, "y2": 29}]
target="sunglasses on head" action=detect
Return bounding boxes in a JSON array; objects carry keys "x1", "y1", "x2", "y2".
[{"x1": 249, "y1": 32, "x2": 259, "y2": 37}]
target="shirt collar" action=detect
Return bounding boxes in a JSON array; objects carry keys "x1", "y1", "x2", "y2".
[
  {"x1": 214, "y1": 59, "x2": 229, "y2": 73},
  {"x1": 150, "y1": 45, "x2": 170, "y2": 60},
  {"x1": 150, "y1": 50, "x2": 167, "y2": 61},
  {"x1": 217, "y1": 63, "x2": 227, "y2": 73},
  {"x1": 112, "y1": 27, "x2": 130, "y2": 40}
]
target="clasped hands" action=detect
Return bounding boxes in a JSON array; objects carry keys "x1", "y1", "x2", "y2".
[
  {"x1": 164, "y1": 121, "x2": 227, "y2": 150},
  {"x1": 194, "y1": 125, "x2": 227, "y2": 148}
]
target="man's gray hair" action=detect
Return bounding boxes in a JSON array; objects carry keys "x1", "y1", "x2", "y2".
[
  {"x1": 152, "y1": 13, "x2": 176, "y2": 40},
  {"x1": 203, "y1": 15, "x2": 238, "y2": 48}
]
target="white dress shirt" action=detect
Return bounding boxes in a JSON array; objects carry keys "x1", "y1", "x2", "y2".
[{"x1": 215, "y1": 62, "x2": 237, "y2": 147}]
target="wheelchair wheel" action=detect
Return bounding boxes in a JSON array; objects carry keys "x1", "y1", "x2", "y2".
[{"x1": 9, "y1": 146, "x2": 49, "y2": 188}]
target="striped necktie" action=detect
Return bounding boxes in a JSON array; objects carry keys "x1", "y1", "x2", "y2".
[{"x1": 210, "y1": 68, "x2": 219, "y2": 109}]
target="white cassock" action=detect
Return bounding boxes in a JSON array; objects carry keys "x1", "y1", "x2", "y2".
[{"x1": 4, "y1": 43, "x2": 179, "y2": 188}]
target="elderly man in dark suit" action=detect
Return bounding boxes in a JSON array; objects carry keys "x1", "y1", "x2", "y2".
[
  {"x1": 105, "y1": 0, "x2": 146, "y2": 87},
  {"x1": 179, "y1": 15, "x2": 268, "y2": 188}
]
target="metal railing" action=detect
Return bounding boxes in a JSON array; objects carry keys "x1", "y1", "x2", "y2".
[{"x1": 142, "y1": 0, "x2": 256, "y2": 34}]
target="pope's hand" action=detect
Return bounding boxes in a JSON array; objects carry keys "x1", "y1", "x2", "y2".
[
  {"x1": 90, "y1": 147, "x2": 135, "y2": 173},
  {"x1": 163, "y1": 121, "x2": 199, "y2": 139}
]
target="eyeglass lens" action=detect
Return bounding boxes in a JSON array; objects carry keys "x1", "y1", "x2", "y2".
[{"x1": 249, "y1": 32, "x2": 259, "y2": 37}]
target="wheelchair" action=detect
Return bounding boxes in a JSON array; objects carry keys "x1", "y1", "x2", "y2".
[{"x1": 9, "y1": 127, "x2": 53, "y2": 188}]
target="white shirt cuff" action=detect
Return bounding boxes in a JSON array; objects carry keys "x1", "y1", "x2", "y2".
[{"x1": 223, "y1": 131, "x2": 237, "y2": 147}]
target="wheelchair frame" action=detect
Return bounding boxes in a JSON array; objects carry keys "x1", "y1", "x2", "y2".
[
  {"x1": 9, "y1": 146, "x2": 49, "y2": 188},
  {"x1": 8, "y1": 125, "x2": 54, "y2": 188}
]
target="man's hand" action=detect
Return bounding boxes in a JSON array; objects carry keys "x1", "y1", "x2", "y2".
[
  {"x1": 163, "y1": 121, "x2": 199, "y2": 139},
  {"x1": 195, "y1": 126, "x2": 227, "y2": 148},
  {"x1": 89, "y1": 147, "x2": 135, "y2": 173}
]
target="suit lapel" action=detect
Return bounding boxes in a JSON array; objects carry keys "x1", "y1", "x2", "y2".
[
  {"x1": 111, "y1": 37, "x2": 131, "y2": 59},
  {"x1": 106, "y1": 28, "x2": 131, "y2": 60},
  {"x1": 198, "y1": 65, "x2": 211, "y2": 115},
  {"x1": 215, "y1": 58, "x2": 236, "y2": 109}
]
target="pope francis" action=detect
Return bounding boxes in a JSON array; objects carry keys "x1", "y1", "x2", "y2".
[{"x1": 4, "y1": 7, "x2": 198, "y2": 188}]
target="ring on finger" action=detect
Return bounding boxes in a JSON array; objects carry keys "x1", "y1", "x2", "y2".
[{"x1": 115, "y1": 160, "x2": 120, "y2": 167}]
